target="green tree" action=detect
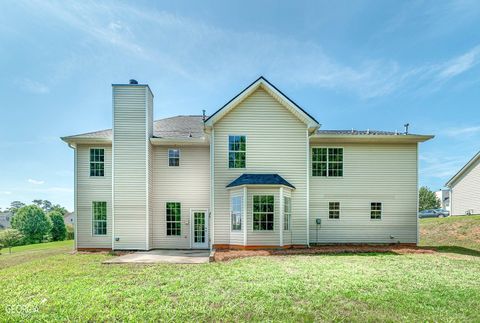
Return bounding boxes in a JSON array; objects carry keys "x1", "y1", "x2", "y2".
[
  {"x1": 419, "y1": 186, "x2": 440, "y2": 211},
  {"x1": 32, "y1": 199, "x2": 54, "y2": 213},
  {"x1": 0, "y1": 229, "x2": 23, "y2": 253},
  {"x1": 11, "y1": 205, "x2": 52, "y2": 243},
  {"x1": 48, "y1": 210, "x2": 67, "y2": 241},
  {"x1": 7, "y1": 201, "x2": 26, "y2": 215},
  {"x1": 51, "y1": 204, "x2": 68, "y2": 215}
]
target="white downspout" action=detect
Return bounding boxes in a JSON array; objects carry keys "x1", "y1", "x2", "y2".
[
  {"x1": 306, "y1": 129, "x2": 310, "y2": 247},
  {"x1": 279, "y1": 186, "x2": 284, "y2": 247}
]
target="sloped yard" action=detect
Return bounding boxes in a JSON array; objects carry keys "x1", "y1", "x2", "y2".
[{"x1": 0, "y1": 218, "x2": 478, "y2": 322}]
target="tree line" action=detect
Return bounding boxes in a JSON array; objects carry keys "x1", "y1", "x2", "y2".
[{"x1": 0, "y1": 200, "x2": 71, "y2": 254}]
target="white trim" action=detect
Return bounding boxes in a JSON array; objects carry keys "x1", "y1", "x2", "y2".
[
  {"x1": 369, "y1": 201, "x2": 383, "y2": 221},
  {"x1": 310, "y1": 146, "x2": 344, "y2": 178},
  {"x1": 190, "y1": 209, "x2": 209, "y2": 249},
  {"x1": 111, "y1": 86, "x2": 115, "y2": 250},
  {"x1": 210, "y1": 129, "x2": 215, "y2": 249},
  {"x1": 310, "y1": 134, "x2": 434, "y2": 143},
  {"x1": 229, "y1": 193, "x2": 243, "y2": 233},
  {"x1": 243, "y1": 186, "x2": 247, "y2": 246},
  {"x1": 306, "y1": 129, "x2": 310, "y2": 246},
  {"x1": 145, "y1": 87, "x2": 150, "y2": 251},
  {"x1": 251, "y1": 194, "x2": 275, "y2": 232},
  {"x1": 167, "y1": 148, "x2": 181, "y2": 167},
  {"x1": 204, "y1": 78, "x2": 320, "y2": 130},
  {"x1": 279, "y1": 186, "x2": 284, "y2": 246},
  {"x1": 446, "y1": 151, "x2": 480, "y2": 187},
  {"x1": 227, "y1": 134, "x2": 247, "y2": 169}
]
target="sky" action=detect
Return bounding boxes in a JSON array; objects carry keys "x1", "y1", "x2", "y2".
[{"x1": 0, "y1": 0, "x2": 479, "y2": 211}]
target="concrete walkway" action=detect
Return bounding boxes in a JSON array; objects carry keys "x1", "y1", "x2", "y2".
[{"x1": 103, "y1": 249, "x2": 211, "y2": 264}]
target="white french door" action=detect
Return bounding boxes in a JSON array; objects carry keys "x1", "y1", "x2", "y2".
[{"x1": 190, "y1": 209, "x2": 208, "y2": 249}]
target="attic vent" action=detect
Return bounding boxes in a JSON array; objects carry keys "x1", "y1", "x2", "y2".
[{"x1": 129, "y1": 79, "x2": 138, "y2": 85}]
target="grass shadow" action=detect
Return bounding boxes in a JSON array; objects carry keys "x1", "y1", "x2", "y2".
[{"x1": 429, "y1": 246, "x2": 480, "y2": 257}]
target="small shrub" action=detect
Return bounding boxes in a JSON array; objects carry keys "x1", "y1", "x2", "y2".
[
  {"x1": 66, "y1": 224, "x2": 75, "y2": 240},
  {"x1": 0, "y1": 229, "x2": 23, "y2": 254}
]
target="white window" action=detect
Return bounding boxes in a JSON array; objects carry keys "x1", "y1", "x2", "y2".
[
  {"x1": 253, "y1": 195, "x2": 274, "y2": 231},
  {"x1": 92, "y1": 201, "x2": 107, "y2": 235},
  {"x1": 90, "y1": 148, "x2": 105, "y2": 176},
  {"x1": 166, "y1": 202, "x2": 181, "y2": 235},
  {"x1": 231, "y1": 196, "x2": 243, "y2": 231},
  {"x1": 168, "y1": 149, "x2": 180, "y2": 167},
  {"x1": 329, "y1": 202, "x2": 340, "y2": 219},
  {"x1": 371, "y1": 202, "x2": 382, "y2": 220},
  {"x1": 312, "y1": 148, "x2": 343, "y2": 177},
  {"x1": 228, "y1": 135, "x2": 246, "y2": 168},
  {"x1": 284, "y1": 196, "x2": 291, "y2": 230}
]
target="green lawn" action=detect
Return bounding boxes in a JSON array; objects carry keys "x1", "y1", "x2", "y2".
[{"x1": 0, "y1": 219, "x2": 479, "y2": 322}]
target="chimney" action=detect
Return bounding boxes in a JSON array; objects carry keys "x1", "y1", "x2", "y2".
[{"x1": 112, "y1": 79, "x2": 153, "y2": 250}]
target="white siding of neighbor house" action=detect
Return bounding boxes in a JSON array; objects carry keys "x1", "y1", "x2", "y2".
[
  {"x1": 76, "y1": 144, "x2": 112, "y2": 249},
  {"x1": 450, "y1": 158, "x2": 480, "y2": 215},
  {"x1": 112, "y1": 85, "x2": 152, "y2": 250},
  {"x1": 213, "y1": 87, "x2": 308, "y2": 246},
  {"x1": 309, "y1": 143, "x2": 418, "y2": 244},
  {"x1": 151, "y1": 146, "x2": 210, "y2": 249}
]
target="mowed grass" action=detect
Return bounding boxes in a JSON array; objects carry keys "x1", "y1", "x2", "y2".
[
  {"x1": 0, "y1": 219, "x2": 478, "y2": 322},
  {"x1": 420, "y1": 215, "x2": 480, "y2": 253}
]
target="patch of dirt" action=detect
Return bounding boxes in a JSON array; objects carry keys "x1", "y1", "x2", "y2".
[{"x1": 213, "y1": 245, "x2": 436, "y2": 262}]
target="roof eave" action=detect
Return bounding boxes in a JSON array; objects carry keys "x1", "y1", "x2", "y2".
[
  {"x1": 226, "y1": 184, "x2": 295, "y2": 190},
  {"x1": 61, "y1": 136, "x2": 112, "y2": 145},
  {"x1": 150, "y1": 137, "x2": 209, "y2": 146},
  {"x1": 310, "y1": 134, "x2": 434, "y2": 143}
]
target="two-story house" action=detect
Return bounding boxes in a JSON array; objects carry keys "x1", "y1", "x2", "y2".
[{"x1": 62, "y1": 77, "x2": 433, "y2": 251}]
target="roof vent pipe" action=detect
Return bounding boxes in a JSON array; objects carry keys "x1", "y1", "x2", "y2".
[
  {"x1": 404, "y1": 123, "x2": 409, "y2": 135},
  {"x1": 129, "y1": 79, "x2": 138, "y2": 85},
  {"x1": 202, "y1": 109, "x2": 206, "y2": 122}
]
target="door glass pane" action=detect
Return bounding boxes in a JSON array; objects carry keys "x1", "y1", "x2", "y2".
[{"x1": 194, "y1": 212, "x2": 205, "y2": 243}]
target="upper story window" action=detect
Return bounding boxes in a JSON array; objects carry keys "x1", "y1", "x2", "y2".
[
  {"x1": 371, "y1": 202, "x2": 382, "y2": 220},
  {"x1": 92, "y1": 201, "x2": 107, "y2": 235},
  {"x1": 312, "y1": 148, "x2": 343, "y2": 177},
  {"x1": 168, "y1": 149, "x2": 180, "y2": 167},
  {"x1": 229, "y1": 135, "x2": 246, "y2": 168},
  {"x1": 284, "y1": 196, "x2": 291, "y2": 230},
  {"x1": 253, "y1": 195, "x2": 274, "y2": 231},
  {"x1": 329, "y1": 202, "x2": 340, "y2": 219},
  {"x1": 90, "y1": 148, "x2": 105, "y2": 177},
  {"x1": 231, "y1": 196, "x2": 243, "y2": 231},
  {"x1": 166, "y1": 202, "x2": 181, "y2": 236}
]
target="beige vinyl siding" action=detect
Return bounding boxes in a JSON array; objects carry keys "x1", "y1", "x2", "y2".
[
  {"x1": 151, "y1": 146, "x2": 210, "y2": 249},
  {"x1": 309, "y1": 143, "x2": 418, "y2": 244},
  {"x1": 112, "y1": 85, "x2": 151, "y2": 250},
  {"x1": 213, "y1": 87, "x2": 308, "y2": 246},
  {"x1": 451, "y1": 158, "x2": 480, "y2": 215},
  {"x1": 76, "y1": 144, "x2": 112, "y2": 249}
]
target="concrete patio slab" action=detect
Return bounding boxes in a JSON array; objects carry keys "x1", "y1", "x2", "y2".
[{"x1": 103, "y1": 249, "x2": 210, "y2": 264}]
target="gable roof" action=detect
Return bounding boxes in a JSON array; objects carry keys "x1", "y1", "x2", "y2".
[
  {"x1": 204, "y1": 76, "x2": 320, "y2": 131},
  {"x1": 446, "y1": 151, "x2": 480, "y2": 187},
  {"x1": 226, "y1": 173, "x2": 295, "y2": 189}
]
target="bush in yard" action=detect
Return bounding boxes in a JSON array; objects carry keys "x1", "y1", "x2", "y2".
[
  {"x1": 11, "y1": 205, "x2": 52, "y2": 243},
  {"x1": 419, "y1": 186, "x2": 440, "y2": 211},
  {"x1": 66, "y1": 224, "x2": 74, "y2": 240},
  {"x1": 48, "y1": 210, "x2": 67, "y2": 241},
  {"x1": 0, "y1": 229, "x2": 23, "y2": 254}
]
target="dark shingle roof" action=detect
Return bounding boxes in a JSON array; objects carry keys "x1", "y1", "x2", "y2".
[
  {"x1": 226, "y1": 174, "x2": 295, "y2": 189},
  {"x1": 66, "y1": 115, "x2": 206, "y2": 139},
  {"x1": 317, "y1": 130, "x2": 400, "y2": 135}
]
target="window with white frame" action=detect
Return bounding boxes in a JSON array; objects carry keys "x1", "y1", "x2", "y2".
[
  {"x1": 284, "y1": 196, "x2": 291, "y2": 230},
  {"x1": 312, "y1": 148, "x2": 343, "y2": 177},
  {"x1": 166, "y1": 202, "x2": 181, "y2": 236},
  {"x1": 329, "y1": 202, "x2": 340, "y2": 219},
  {"x1": 168, "y1": 149, "x2": 180, "y2": 167},
  {"x1": 253, "y1": 195, "x2": 274, "y2": 231},
  {"x1": 231, "y1": 196, "x2": 243, "y2": 231},
  {"x1": 228, "y1": 135, "x2": 246, "y2": 168},
  {"x1": 92, "y1": 201, "x2": 107, "y2": 235},
  {"x1": 90, "y1": 148, "x2": 105, "y2": 176},
  {"x1": 371, "y1": 202, "x2": 382, "y2": 220}
]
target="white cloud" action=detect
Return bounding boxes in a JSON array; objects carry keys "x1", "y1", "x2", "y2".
[
  {"x1": 420, "y1": 154, "x2": 465, "y2": 180},
  {"x1": 28, "y1": 179, "x2": 45, "y2": 185},
  {"x1": 17, "y1": 78, "x2": 50, "y2": 94},
  {"x1": 443, "y1": 126, "x2": 480, "y2": 138},
  {"x1": 0, "y1": 191, "x2": 12, "y2": 195},
  {"x1": 437, "y1": 45, "x2": 480, "y2": 80}
]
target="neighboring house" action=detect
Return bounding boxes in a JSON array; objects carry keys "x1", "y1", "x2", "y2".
[
  {"x1": 61, "y1": 77, "x2": 433, "y2": 251},
  {"x1": 64, "y1": 212, "x2": 75, "y2": 226},
  {"x1": 446, "y1": 151, "x2": 480, "y2": 215},
  {"x1": 0, "y1": 211, "x2": 12, "y2": 230},
  {"x1": 435, "y1": 189, "x2": 451, "y2": 212}
]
